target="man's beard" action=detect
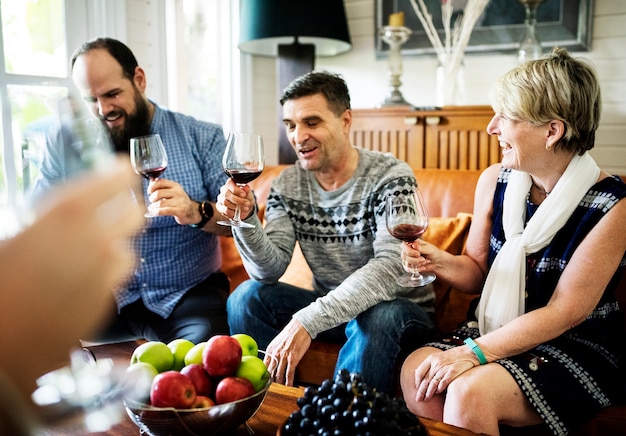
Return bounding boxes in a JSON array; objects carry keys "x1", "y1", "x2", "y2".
[{"x1": 105, "y1": 92, "x2": 151, "y2": 153}]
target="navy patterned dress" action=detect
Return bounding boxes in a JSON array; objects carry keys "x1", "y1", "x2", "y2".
[{"x1": 431, "y1": 168, "x2": 626, "y2": 435}]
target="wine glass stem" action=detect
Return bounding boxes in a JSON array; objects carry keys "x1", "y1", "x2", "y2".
[
  {"x1": 406, "y1": 249, "x2": 424, "y2": 282},
  {"x1": 233, "y1": 204, "x2": 242, "y2": 223},
  {"x1": 232, "y1": 183, "x2": 245, "y2": 223},
  {"x1": 411, "y1": 271, "x2": 424, "y2": 282}
]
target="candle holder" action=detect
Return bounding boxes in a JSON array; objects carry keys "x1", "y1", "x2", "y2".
[{"x1": 378, "y1": 25, "x2": 414, "y2": 108}]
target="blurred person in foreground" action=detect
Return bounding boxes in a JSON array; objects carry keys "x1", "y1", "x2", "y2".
[
  {"x1": 400, "y1": 47, "x2": 626, "y2": 435},
  {"x1": 217, "y1": 71, "x2": 435, "y2": 394},
  {"x1": 32, "y1": 37, "x2": 231, "y2": 344},
  {"x1": 0, "y1": 158, "x2": 143, "y2": 435}
]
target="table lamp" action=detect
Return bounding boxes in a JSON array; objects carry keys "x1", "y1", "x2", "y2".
[{"x1": 239, "y1": 0, "x2": 352, "y2": 163}]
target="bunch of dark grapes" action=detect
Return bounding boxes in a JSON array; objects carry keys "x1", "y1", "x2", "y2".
[{"x1": 281, "y1": 369, "x2": 425, "y2": 436}]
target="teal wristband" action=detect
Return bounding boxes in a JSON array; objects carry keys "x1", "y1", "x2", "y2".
[{"x1": 464, "y1": 338, "x2": 488, "y2": 365}]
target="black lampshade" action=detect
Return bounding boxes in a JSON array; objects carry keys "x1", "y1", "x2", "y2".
[{"x1": 239, "y1": 0, "x2": 352, "y2": 57}]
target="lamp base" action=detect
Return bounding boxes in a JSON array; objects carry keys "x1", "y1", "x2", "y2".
[{"x1": 277, "y1": 43, "x2": 315, "y2": 164}]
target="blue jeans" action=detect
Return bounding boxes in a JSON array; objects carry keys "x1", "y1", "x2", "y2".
[{"x1": 227, "y1": 279, "x2": 435, "y2": 393}]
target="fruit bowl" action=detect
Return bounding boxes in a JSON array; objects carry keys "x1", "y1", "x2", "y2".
[
  {"x1": 124, "y1": 350, "x2": 275, "y2": 436},
  {"x1": 124, "y1": 377, "x2": 270, "y2": 436}
]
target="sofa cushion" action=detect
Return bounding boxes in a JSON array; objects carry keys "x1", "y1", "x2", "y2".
[
  {"x1": 219, "y1": 236, "x2": 247, "y2": 292},
  {"x1": 423, "y1": 213, "x2": 472, "y2": 257},
  {"x1": 415, "y1": 169, "x2": 480, "y2": 218},
  {"x1": 279, "y1": 242, "x2": 313, "y2": 289}
]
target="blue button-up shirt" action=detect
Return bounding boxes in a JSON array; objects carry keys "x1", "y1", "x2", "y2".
[
  {"x1": 117, "y1": 105, "x2": 227, "y2": 317},
  {"x1": 32, "y1": 103, "x2": 227, "y2": 318}
]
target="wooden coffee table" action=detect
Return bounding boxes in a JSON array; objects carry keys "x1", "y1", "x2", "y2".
[{"x1": 48, "y1": 342, "x2": 478, "y2": 435}]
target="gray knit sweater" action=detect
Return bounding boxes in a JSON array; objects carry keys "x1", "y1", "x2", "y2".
[{"x1": 233, "y1": 148, "x2": 434, "y2": 338}]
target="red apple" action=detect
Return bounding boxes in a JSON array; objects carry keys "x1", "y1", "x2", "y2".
[
  {"x1": 192, "y1": 395, "x2": 215, "y2": 409},
  {"x1": 180, "y1": 363, "x2": 214, "y2": 397},
  {"x1": 215, "y1": 376, "x2": 255, "y2": 404},
  {"x1": 202, "y1": 335, "x2": 242, "y2": 377},
  {"x1": 150, "y1": 371, "x2": 196, "y2": 409}
]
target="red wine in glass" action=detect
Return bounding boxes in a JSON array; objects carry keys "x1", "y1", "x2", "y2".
[
  {"x1": 138, "y1": 166, "x2": 167, "y2": 181},
  {"x1": 385, "y1": 190, "x2": 436, "y2": 287},
  {"x1": 224, "y1": 168, "x2": 263, "y2": 185},
  {"x1": 217, "y1": 132, "x2": 265, "y2": 228},
  {"x1": 390, "y1": 223, "x2": 427, "y2": 242},
  {"x1": 130, "y1": 134, "x2": 168, "y2": 217}
]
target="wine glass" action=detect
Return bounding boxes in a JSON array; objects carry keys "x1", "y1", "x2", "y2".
[
  {"x1": 129, "y1": 134, "x2": 168, "y2": 218},
  {"x1": 217, "y1": 132, "x2": 265, "y2": 228},
  {"x1": 385, "y1": 189, "x2": 436, "y2": 287}
]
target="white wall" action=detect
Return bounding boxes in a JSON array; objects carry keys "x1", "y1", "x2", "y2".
[{"x1": 246, "y1": 0, "x2": 626, "y2": 174}]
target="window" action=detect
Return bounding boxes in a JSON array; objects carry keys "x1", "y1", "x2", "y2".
[
  {"x1": 0, "y1": 0, "x2": 72, "y2": 233},
  {"x1": 165, "y1": 0, "x2": 240, "y2": 133}
]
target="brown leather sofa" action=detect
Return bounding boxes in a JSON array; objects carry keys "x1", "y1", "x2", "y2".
[{"x1": 219, "y1": 165, "x2": 626, "y2": 435}]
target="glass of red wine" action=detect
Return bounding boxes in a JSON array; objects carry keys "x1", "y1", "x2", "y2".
[
  {"x1": 217, "y1": 132, "x2": 264, "y2": 228},
  {"x1": 385, "y1": 189, "x2": 436, "y2": 287},
  {"x1": 129, "y1": 134, "x2": 168, "y2": 218}
]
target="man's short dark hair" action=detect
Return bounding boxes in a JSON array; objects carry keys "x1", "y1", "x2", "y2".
[
  {"x1": 70, "y1": 37, "x2": 138, "y2": 80},
  {"x1": 280, "y1": 71, "x2": 351, "y2": 117}
]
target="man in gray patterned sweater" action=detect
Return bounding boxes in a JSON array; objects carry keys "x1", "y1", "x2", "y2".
[{"x1": 217, "y1": 71, "x2": 435, "y2": 393}]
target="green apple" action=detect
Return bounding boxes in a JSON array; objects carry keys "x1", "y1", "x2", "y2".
[
  {"x1": 234, "y1": 355, "x2": 270, "y2": 392},
  {"x1": 123, "y1": 361, "x2": 158, "y2": 402},
  {"x1": 130, "y1": 341, "x2": 174, "y2": 373},
  {"x1": 167, "y1": 338, "x2": 195, "y2": 371},
  {"x1": 232, "y1": 333, "x2": 258, "y2": 357},
  {"x1": 184, "y1": 341, "x2": 207, "y2": 366}
]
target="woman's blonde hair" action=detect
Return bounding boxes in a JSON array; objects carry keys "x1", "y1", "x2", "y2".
[{"x1": 489, "y1": 47, "x2": 601, "y2": 154}]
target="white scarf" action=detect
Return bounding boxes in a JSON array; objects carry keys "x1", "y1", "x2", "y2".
[{"x1": 477, "y1": 153, "x2": 600, "y2": 335}]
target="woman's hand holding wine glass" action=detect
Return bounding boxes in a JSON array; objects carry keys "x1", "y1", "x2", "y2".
[
  {"x1": 218, "y1": 132, "x2": 264, "y2": 228},
  {"x1": 385, "y1": 189, "x2": 436, "y2": 287},
  {"x1": 130, "y1": 134, "x2": 168, "y2": 218}
]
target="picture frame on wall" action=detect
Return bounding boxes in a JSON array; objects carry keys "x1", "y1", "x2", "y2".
[{"x1": 375, "y1": 0, "x2": 594, "y2": 58}]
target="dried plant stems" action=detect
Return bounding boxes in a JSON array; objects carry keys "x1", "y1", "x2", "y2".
[
  {"x1": 407, "y1": 0, "x2": 490, "y2": 69},
  {"x1": 442, "y1": 0, "x2": 453, "y2": 60},
  {"x1": 408, "y1": 0, "x2": 446, "y2": 60}
]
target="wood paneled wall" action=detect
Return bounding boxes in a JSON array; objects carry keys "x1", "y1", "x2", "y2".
[{"x1": 351, "y1": 106, "x2": 500, "y2": 170}]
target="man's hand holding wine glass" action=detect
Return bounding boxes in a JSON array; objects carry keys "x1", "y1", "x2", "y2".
[
  {"x1": 217, "y1": 132, "x2": 265, "y2": 228},
  {"x1": 130, "y1": 133, "x2": 219, "y2": 228},
  {"x1": 145, "y1": 178, "x2": 209, "y2": 225},
  {"x1": 217, "y1": 179, "x2": 256, "y2": 222}
]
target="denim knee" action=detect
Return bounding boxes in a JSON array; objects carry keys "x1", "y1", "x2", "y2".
[
  {"x1": 227, "y1": 280, "x2": 261, "y2": 315},
  {"x1": 227, "y1": 280, "x2": 264, "y2": 333},
  {"x1": 226, "y1": 280, "x2": 316, "y2": 348},
  {"x1": 356, "y1": 300, "x2": 433, "y2": 336}
]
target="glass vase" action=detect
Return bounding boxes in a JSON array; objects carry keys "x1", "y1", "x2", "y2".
[
  {"x1": 436, "y1": 54, "x2": 466, "y2": 107},
  {"x1": 517, "y1": 0, "x2": 544, "y2": 63}
]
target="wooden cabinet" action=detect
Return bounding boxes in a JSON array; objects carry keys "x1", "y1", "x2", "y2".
[{"x1": 351, "y1": 106, "x2": 500, "y2": 171}]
